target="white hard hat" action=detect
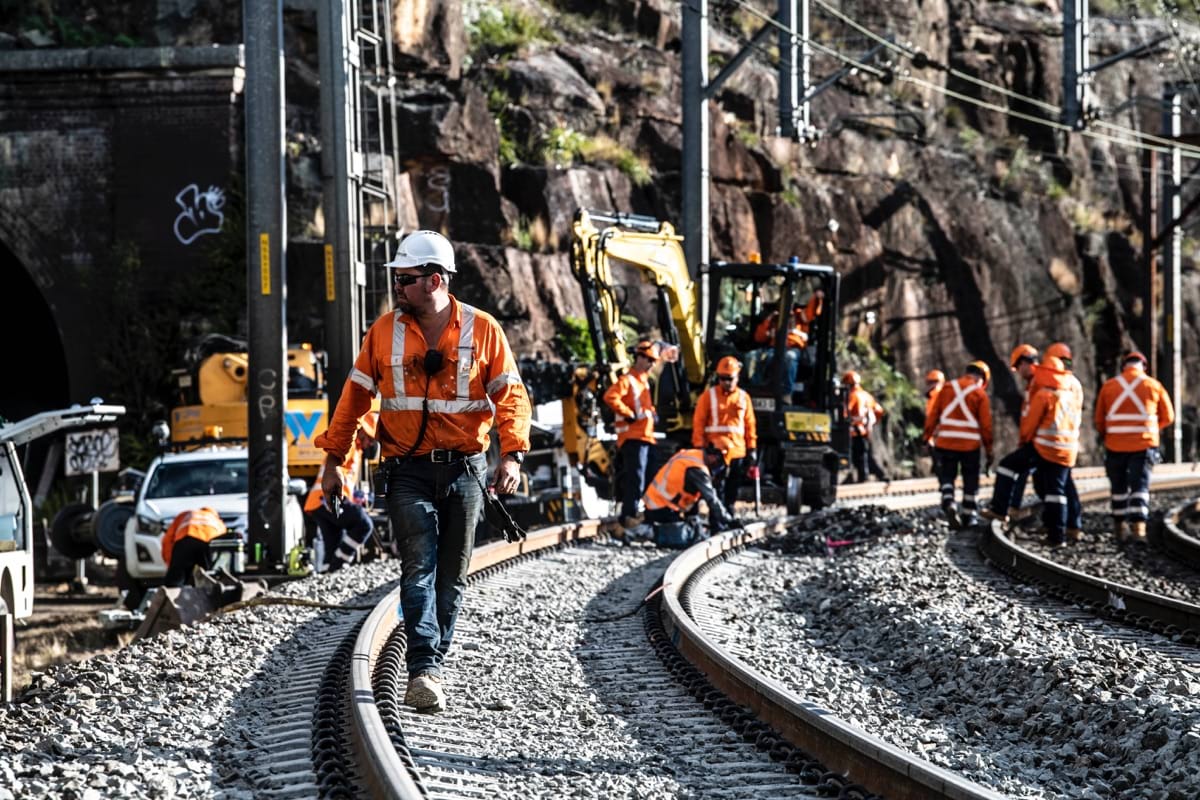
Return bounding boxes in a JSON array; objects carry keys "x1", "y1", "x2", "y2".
[{"x1": 386, "y1": 230, "x2": 456, "y2": 273}]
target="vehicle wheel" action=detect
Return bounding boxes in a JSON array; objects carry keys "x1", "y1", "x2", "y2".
[
  {"x1": 92, "y1": 500, "x2": 134, "y2": 559},
  {"x1": 803, "y1": 466, "x2": 836, "y2": 510},
  {"x1": 786, "y1": 475, "x2": 804, "y2": 516},
  {"x1": 48, "y1": 503, "x2": 98, "y2": 560}
]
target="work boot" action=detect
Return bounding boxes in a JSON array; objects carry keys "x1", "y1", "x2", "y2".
[
  {"x1": 1114, "y1": 520, "x2": 1129, "y2": 543},
  {"x1": 979, "y1": 507, "x2": 1008, "y2": 525},
  {"x1": 404, "y1": 673, "x2": 446, "y2": 713},
  {"x1": 620, "y1": 515, "x2": 643, "y2": 530},
  {"x1": 1045, "y1": 531, "x2": 1066, "y2": 549},
  {"x1": 1007, "y1": 506, "x2": 1030, "y2": 522},
  {"x1": 1130, "y1": 520, "x2": 1147, "y2": 540},
  {"x1": 1065, "y1": 528, "x2": 1084, "y2": 543},
  {"x1": 943, "y1": 506, "x2": 962, "y2": 531}
]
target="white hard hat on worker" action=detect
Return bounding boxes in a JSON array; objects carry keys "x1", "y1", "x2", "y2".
[{"x1": 386, "y1": 230, "x2": 457, "y2": 273}]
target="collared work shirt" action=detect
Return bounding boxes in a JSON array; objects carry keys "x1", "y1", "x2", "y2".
[{"x1": 691, "y1": 384, "x2": 757, "y2": 459}]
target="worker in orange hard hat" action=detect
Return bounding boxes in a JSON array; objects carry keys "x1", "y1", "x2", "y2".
[
  {"x1": 305, "y1": 411, "x2": 379, "y2": 572},
  {"x1": 604, "y1": 338, "x2": 660, "y2": 528},
  {"x1": 924, "y1": 362, "x2": 993, "y2": 529},
  {"x1": 693, "y1": 356, "x2": 758, "y2": 509},
  {"x1": 1044, "y1": 343, "x2": 1085, "y2": 541},
  {"x1": 752, "y1": 289, "x2": 825, "y2": 399},
  {"x1": 1017, "y1": 355, "x2": 1083, "y2": 547},
  {"x1": 642, "y1": 443, "x2": 736, "y2": 546},
  {"x1": 843, "y1": 370, "x2": 888, "y2": 484},
  {"x1": 981, "y1": 344, "x2": 1041, "y2": 527},
  {"x1": 923, "y1": 369, "x2": 946, "y2": 420},
  {"x1": 1094, "y1": 350, "x2": 1175, "y2": 542}
]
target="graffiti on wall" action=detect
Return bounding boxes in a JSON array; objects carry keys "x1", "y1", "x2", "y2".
[{"x1": 173, "y1": 184, "x2": 226, "y2": 245}]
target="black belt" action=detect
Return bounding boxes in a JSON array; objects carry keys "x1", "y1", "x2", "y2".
[{"x1": 387, "y1": 449, "x2": 478, "y2": 465}]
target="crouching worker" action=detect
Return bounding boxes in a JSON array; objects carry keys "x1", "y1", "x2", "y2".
[
  {"x1": 304, "y1": 411, "x2": 378, "y2": 572},
  {"x1": 162, "y1": 507, "x2": 227, "y2": 587},
  {"x1": 642, "y1": 444, "x2": 735, "y2": 548}
]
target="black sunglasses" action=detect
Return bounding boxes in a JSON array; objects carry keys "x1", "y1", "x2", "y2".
[
  {"x1": 717, "y1": 375, "x2": 734, "y2": 381},
  {"x1": 393, "y1": 273, "x2": 428, "y2": 287}
]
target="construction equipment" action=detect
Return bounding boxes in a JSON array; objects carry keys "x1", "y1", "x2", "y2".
[
  {"x1": 565, "y1": 209, "x2": 847, "y2": 512},
  {"x1": 0, "y1": 402, "x2": 126, "y2": 702},
  {"x1": 170, "y1": 334, "x2": 330, "y2": 479}
]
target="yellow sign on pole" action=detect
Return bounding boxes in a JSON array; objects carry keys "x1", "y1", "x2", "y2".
[
  {"x1": 324, "y1": 244, "x2": 336, "y2": 302},
  {"x1": 259, "y1": 233, "x2": 271, "y2": 295}
]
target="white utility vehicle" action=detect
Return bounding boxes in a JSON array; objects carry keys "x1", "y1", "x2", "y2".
[{"x1": 123, "y1": 445, "x2": 306, "y2": 582}]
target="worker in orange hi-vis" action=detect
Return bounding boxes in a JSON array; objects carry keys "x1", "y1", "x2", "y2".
[
  {"x1": 161, "y1": 507, "x2": 228, "y2": 587},
  {"x1": 1094, "y1": 351, "x2": 1175, "y2": 542},
  {"x1": 923, "y1": 369, "x2": 946, "y2": 419},
  {"x1": 981, "y1": 343, "x2": 1040, "y2": 525},
  {"x1": 304, "y1": 411, "x2": 379, "y2": 572},
  {"x1": 843, "y1": 370, "x2": 888, "y2": 484},
  {"x1": 753, "y1": 289, "x2": 825, "y2": 394},
  {"x1": 923, "y1": 362, "x2": 993, "y2": 530},
  {"x1": 603, "y1": 339, "x2": 660, "y2": 528},
  {"x1": 1044, "y1": 342, "x2": 1085, "y2": 542},
  {"x1": 692, "y1": 356, "x2": 758, "y2": 509},
  {"x1": 1021, "y1": 355, "x2": 1082, "y2": 548}
]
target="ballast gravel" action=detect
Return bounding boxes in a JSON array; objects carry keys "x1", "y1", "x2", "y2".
[{"x1": 697, "y1": 505, "x2": 1200, "y2": 800}]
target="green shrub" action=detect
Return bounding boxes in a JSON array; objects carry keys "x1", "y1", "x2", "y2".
[
  {"x1": 468, "y1": 4, "x2": 556, "y2": 59},
  {"x1": 556, "y1": 315, "x2": 595, "y2": 362}
]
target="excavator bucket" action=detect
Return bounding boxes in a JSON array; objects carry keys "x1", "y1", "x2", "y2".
[{"x1": 132, "y1": 569, "x2": 268, "y2": 640}]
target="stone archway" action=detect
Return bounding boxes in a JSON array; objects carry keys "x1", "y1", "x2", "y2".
[{"x1": 0, "y1": 238, "x2": 69, "y2": 423}]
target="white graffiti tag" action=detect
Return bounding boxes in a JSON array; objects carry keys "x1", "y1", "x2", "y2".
[{"x1": 173, "y1": 184, "x2": 226, "y2": 245}]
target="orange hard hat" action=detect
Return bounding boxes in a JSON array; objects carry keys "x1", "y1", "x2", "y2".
[
  {"x1": 967, "y1": 360, "x2": 991, "y2": 386},
  {"x1": 633, "y1": 339, "x2": 660, "y2": 361},
  {"x1": 1123, "y1": 351, "x2": 1148, "y2": 367},
  {"x1": 1010, "y1": 344, "x2": 1038, "y2": 369},
  {"x1": 358, "y1": 411, "x2": 379, "y2": 439},
  {"x1": 925, "y1": 369, "x2": 945, "y2": 383},
  {"x1": 1045, "y1": 342, "x2": 1072, "y2": 361},
  {"x1": 715, "y1": 356, "x2": 741, "y2": 376},
  {"x1": 842, "y1": 370, "x2": 861, "y2": 386}
]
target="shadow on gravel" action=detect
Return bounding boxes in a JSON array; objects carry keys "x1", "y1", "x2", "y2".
[
  {"x1": 208, "y1": 573, "x2": 402, "y2": 798},
  {"x1": 767, "y1": 531, "x2": 1200, "y2": 797}
]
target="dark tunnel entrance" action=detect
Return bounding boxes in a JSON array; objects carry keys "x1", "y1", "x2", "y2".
[{"x1": 2, "y1": 243, "x2": 70, "y2": 422}]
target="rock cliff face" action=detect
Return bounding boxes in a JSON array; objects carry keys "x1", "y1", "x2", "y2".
[{"x1": 6, "y1": 0, "x2": 1198, "y2": 466}]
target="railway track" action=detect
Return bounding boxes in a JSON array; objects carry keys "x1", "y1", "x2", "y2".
[{"x1": 5, "y1": 464, "x2": 1200, "y2": 799}]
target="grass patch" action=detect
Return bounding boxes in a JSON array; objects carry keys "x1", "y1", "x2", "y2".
[
  {"x1": 540, "y1": 126, "x2": 651, "y2": 185},
  {"x1": 467, "y1": 3, "x2": 557, "y2": 61}
]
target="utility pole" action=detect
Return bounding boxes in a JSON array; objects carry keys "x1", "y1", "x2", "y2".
[
  {"x1": 1141, "y1": 147, "x2": 1158, "y2": 375},
  {"x1": 318, "y1": 0, "x2": 362, "y2": 409},
  {"x1": 681, "y1": 0, "x2": 710, "y2": 323},
  {"x1": 1161, "y1": 85, "x2": 1184, "y2": 462},
  {"x1": 1062, "y1": 0, "x2": 1089, "y2": 130},
  {"x1": 777, "y1": 0, "x2": 815, "y2": 141},
  {"x1": 244, "y1": 0, "x2": 289, "y2": 563}
]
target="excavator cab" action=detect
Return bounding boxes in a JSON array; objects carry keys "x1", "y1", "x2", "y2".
[{"x1": 707, "y1": 258, "x2": 848, "y2": 511}]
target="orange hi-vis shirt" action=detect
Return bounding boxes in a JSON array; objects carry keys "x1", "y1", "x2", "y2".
[
  {"x1": 315, "y1": 295, "x2": 531, "y2": 460},
  {"x1": 1094, "y1": 365, "x2": 1175, "y2": 452},
  {"x1": 923, "y1": 375, "x2": 993, "y2": 453},
  {"x1": 304, "y1": 443, "x2": 365, "y2": 512},
  {"x1": 924, "y1": 381, "x2": 944, "y2": 422},
  {"x1": 753, "y1": 293, "x2": 824, "y2": 348},
  {"x1": 691, "y1": 384, "x2": 757, "y2": 459},
  {"x1": 643, "y1": 448, "x2": 708, "y2": 513},
  {"x1": 604, "y1": 370, "x2": 656, "y2": 446},
  {"x1": 161, "y1": 507, "x2": 227, "y2": 566},
  {"x1": 1020, "y1": 363, "x2": 1081, "y2": 467},
  {"x1": 846, "y1": 386, "x2": 884, "y2": 438}
]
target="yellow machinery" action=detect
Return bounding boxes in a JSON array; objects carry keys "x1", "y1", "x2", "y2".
[
  {"x1": 566, "y1": 209, "x2": 848, "y2": 511},
  {"x1": 169, "y1": 335, "x2": 329, "y2": 479}
]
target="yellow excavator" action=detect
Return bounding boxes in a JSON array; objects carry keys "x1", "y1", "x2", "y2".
[
  {"x1": 565, "y1": 208, "x2": 848, "y2": 511},
  {"x1": 169, "y1": 334, "x2": 330, "y2": 479}
]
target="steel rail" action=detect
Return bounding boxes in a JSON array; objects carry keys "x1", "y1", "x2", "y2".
[
  {"x1": 348, "y1": 517, "x2": 604, "y2": 798},
  {"x1": 657, "y1": 519, "x2": 1006, "y2": 800},
  {"x1": 1161, "y1": 497, "x2": 1200, "y2": 568},
  {"x1": 979, "y1": 465, "x2": 1200, "y2": 634}
]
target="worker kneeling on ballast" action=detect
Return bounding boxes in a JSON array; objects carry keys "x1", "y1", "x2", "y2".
[{"x1": 640, "y1": 444, "x2": 736, "y2": 548}]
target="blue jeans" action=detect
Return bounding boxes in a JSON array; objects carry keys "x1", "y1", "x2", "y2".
[
  {"x1": 307, "y1": 502, "x2": 374, "y2": 571},
  {"x1": 385, "y1": 453, "x2": 485, "y2": 678},
  {"x1": 1105, "y1": 449, "x2": 1155, "y2": 522},
  {"x1": 619, "y1": 440, "x2": 652, "y2": 520}
]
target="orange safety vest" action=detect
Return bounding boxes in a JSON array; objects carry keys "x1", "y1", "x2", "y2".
[
  {"x1": 643, "y1": 449, "x2": 708, "y2": 513},
  {"x1": 314, "y1": 295, "x2": 531, "y2": 460},
  {"x1": 924, "y1": 382, "x2": 943, "y2": 421},
  {"x1": 924, "y1": 376, "x2": 992, "y2": 453},
  {"x1": 846, "y1": 386, "x2": 884, "y2": 438},
  {"x1": 304, "y1": 444, "x2": 364, "y2": 512},
  {"x1": 1094, "y1": 366, "x2": 1175, "y2": 452},
  {"x1": 1020, "y1": 364, "x2": 1081, "y2": 467},
  {"x1": 604, "y1": 370, "x2": 656, "y2": 446},
  {"x1": 161, "y1": 507, "x2": 227, "y2": 566},
  {"x1": 753, "y1": 294, "x2": 823, "y2": 348},
  {"x1": 691, "y1": 385, "x2": 757, "y2": 459}
]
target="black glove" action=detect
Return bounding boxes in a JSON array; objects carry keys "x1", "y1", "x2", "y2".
[
  {"x1": 746, "y1": 449, "x2": 757, "y2": 464},
  {"x1": 625, "y1": 415, "x2": 637, "y2": 423}
]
